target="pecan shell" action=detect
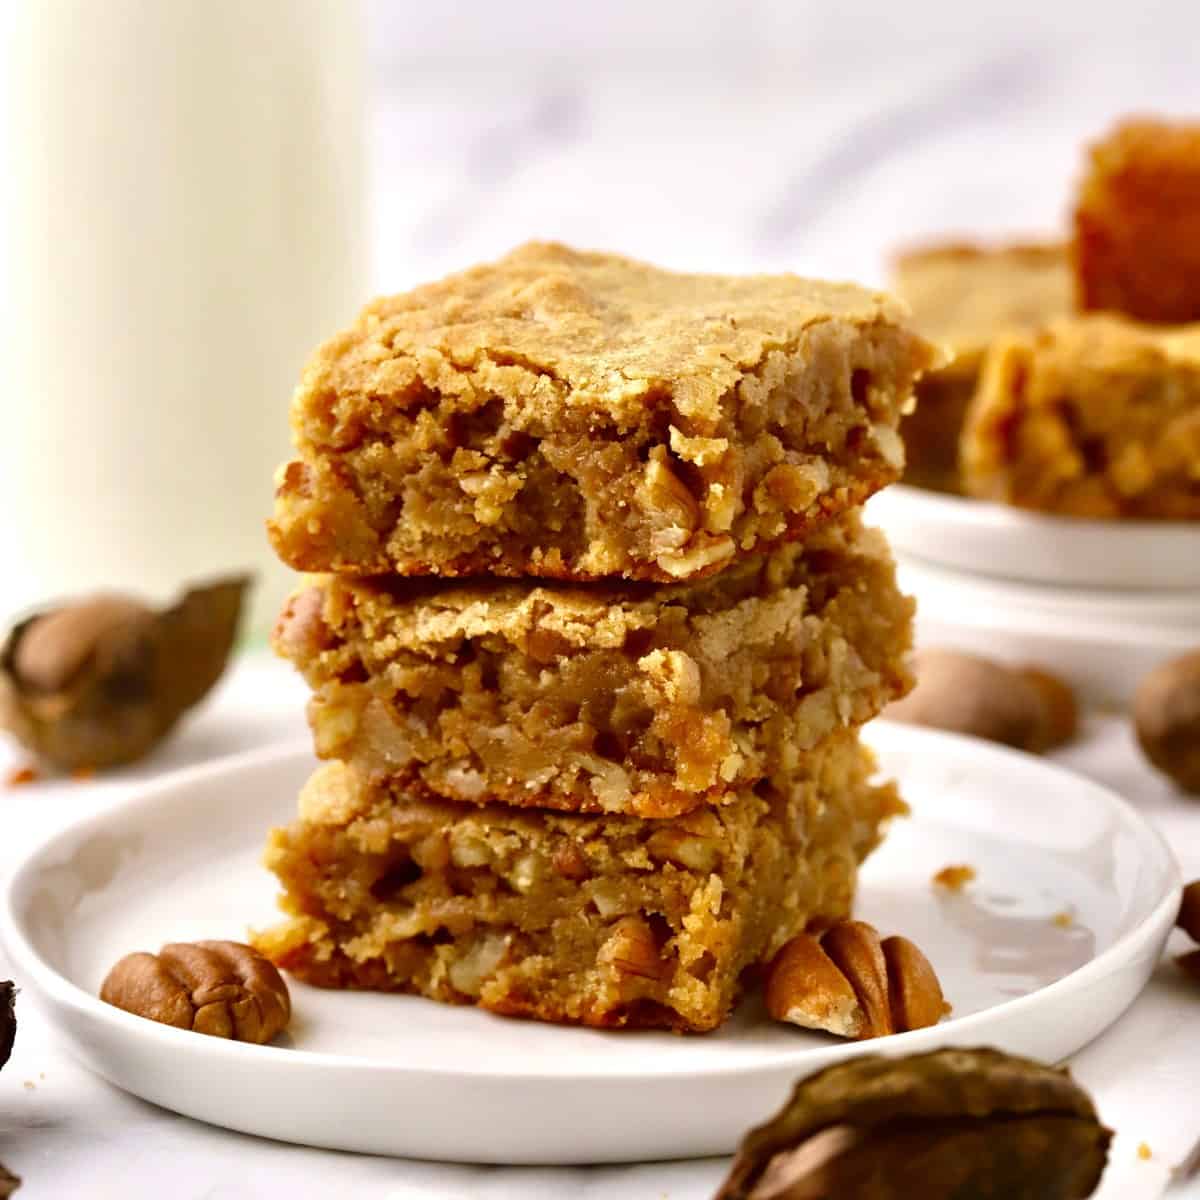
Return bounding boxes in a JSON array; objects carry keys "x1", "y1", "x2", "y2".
[
  {"x1": 715, "y1": 1047, "x2": 1110, "y2": 1200},
  {"x1": 0, "y1": 575, "x2": 249, "y2": 771}
]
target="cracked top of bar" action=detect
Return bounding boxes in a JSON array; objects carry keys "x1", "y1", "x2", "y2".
[{"x1": 269, "y1": 241, "x2": 937, "y2": 582}]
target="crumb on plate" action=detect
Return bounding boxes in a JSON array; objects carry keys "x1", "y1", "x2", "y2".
[{"x1": 932, "y1": 864, "x2": 977, "y2": 891}]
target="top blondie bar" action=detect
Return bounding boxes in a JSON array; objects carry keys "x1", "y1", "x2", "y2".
[{"x1": 269, "y1": 242, "x2": 937, "y2": 582}]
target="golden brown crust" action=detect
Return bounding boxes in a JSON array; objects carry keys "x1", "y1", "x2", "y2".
[
  {"x1": 1074, "y1": 118, "x2": 1200, "y2": 323},
  {"x1": 252, "y1": 734, "x2": 903, "y2": 1033},
  {"x1": 889, "y1": 240, "x2": 1071, "y2": 491},
  {"x1": 270, "y1": 242, "x2": 936, "y2": 581},
  {"x1": 960, "y1": 315, "x2": 1200, "y2": 518}
]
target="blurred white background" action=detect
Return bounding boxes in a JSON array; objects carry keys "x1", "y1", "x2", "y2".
[
  {"x1": 363, "y1": 0, "x2": 1200, "y2": 289},
  {"x1": 1, "y1": 0, "x2": 1199, "y2": 631}
]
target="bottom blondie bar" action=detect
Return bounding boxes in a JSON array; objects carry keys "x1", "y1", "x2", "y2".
[{"x1": 253, "y1": 733, "x2": 901, "y2": 1033}]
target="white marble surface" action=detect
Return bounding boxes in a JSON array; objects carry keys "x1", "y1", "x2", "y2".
[{"x1": 0, "y1": 655, "x2": 1199, "y2": 1198}]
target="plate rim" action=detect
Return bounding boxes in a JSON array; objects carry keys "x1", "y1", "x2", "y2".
[
  {"x1": 871, "y1": 483, "x2": 1200, "y2": 592},
  {"x1": 0, "y1": 727, "x2": 1182, "y2": 1085},
  {"x1": 876, "y1": 481, "x2": 1200, "y2": 537}
]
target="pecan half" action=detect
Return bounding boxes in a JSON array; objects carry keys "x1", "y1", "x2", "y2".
[
  {"x1": 1179, "y1": 880, "x2": 1200, "y2": 942},
  {"x1": 100, "y1": 940, "x2": 290, "y2": 1044},
  {"x1": 765, "y1": 921, "x2": 948, "y2": 1040},
  {"x1": 716, "y1": 1047, "x2": 1110, "y2": 1200},
  {"x1": 597, "y1": 916, "x2": 671, "y2": 997}
]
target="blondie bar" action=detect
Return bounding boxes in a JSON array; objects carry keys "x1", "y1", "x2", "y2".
[
  {"x1": 274, "y1": 513, "x2": 913, "y2": 819},
  {"x1": 891, "y1": 242, "x2": 1072, "y2": 491},
  {"x1": 1074, "y1": 118, "x2": 1200, "y2": 324},
  {"x1": 269, "y1": 242, "x2": 936, "y2": 582},
  {"x1": 252, "y1": 732, "x2": 901, "y2": 1032},
  {"x1": 961, "y1": 316, "x2": 1200, "y2": 518}
]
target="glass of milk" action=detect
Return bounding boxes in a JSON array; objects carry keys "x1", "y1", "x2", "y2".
[{"x1": 0, "y1": 0, "x2": 368, "y2": 638}]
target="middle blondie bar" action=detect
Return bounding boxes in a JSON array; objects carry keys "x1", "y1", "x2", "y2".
[{"x1": 274, "y1": 513, "x2": 913, "y2": 819}]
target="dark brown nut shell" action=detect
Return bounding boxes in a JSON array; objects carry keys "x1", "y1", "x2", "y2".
[
  {"x1": 0, "y1": 575, "x2": 249, "y2": 771},
  {"x1": 740, "y1": 1114, "x2": 1109, "y2": 1200},
  {"x1": 1178, "y1": 948, "x2": 1200, "y2": 983},
  {"x1": 1135, "y1": 650, "x2": 1200, "y2": 794},
  {"x1": 0, "y1": 1160, "x2": 19, "y2": 1198},
  {"x1": 1179, "y1": 881, "x2": 1200, "y2": 943},
  {"x1": 716, "y1": 1047, "x2": 1110, "y2": 1200},
  {"x1": 0, "y1": 980, "x2": 14, "y2": 1071},
  {"x1": 100, "y1": 940, "x2": 290, "y2": 1045},
  {"x1": 0, "y1": 983, "x2": 15, "y2": 1195}
]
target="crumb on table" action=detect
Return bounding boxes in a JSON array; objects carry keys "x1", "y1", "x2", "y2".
[
  {"x1": 1052, "y1": 911, "x2": 1074, "y2": 928},
  {"x1": 1138, "y1": 1142, "x2": 1152, "y2": 1160},
  {"x1": 932, "y1": 864, "x2": 977, "y2": 891}
]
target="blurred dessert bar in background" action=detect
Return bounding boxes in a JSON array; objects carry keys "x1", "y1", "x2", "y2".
[
  {"x1": 273, "y1": 513, "x2": 913, "y2": 819},
  {"x1": 890, "y1": 242, "x2": 1070, "y2": 491},
  {"x1": 269, "y1": 241, "x2": 935, "y2": 583},
  {"x1": 1074, "y1": 118, "x2": 1200, "y2": 324},
  {"x1": 253, "y1": 733, "x2": 902, "y2": 1032},
  {"x1": 891, "y1": 115, "x2": 1200, "y2": 516},
  {"x1": 961, "y1": 317, "x2": 1200, "y2": 518}
]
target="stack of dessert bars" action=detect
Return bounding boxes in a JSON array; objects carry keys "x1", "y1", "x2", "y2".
[{"x1": 252, "y1": 243, "x2": 935, "y2": 1033}]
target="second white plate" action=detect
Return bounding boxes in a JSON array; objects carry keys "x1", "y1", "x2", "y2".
[
  {"x1": 870, "y1": 483, "x2": 1200, "y2": 590},
  {"x1": 0, "y1": 726, "x2": 1180, "y2": 1164},
  {"x1": 897, "y1": 555, "x2": 1200, "y2": 706}
]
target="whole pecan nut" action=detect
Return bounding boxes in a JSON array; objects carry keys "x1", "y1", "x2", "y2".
[
  {"x1": 100, "y1": 940, "x2": 290, "y2": 1044},
  {"x1": 887, "y1": 648, "x2": 1076, "y2": 753},
  {"x1": 715, "y1": 1047, "x2": 1111, "y2": 1200},
  {"x1": 765, "y1": 920, "x2": 948, "y2": 1040}
]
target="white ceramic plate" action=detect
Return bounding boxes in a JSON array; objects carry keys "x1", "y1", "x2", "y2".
[
  {"x1": 898, "y1": 555, "x2": 1200, "y2": 707},
  {"x1": 1, "y1": 728, "x2": 1179, "y2": 1164},
  {"x1": 869, "y1": 484, "x2": 1200, "y2": 590}
]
